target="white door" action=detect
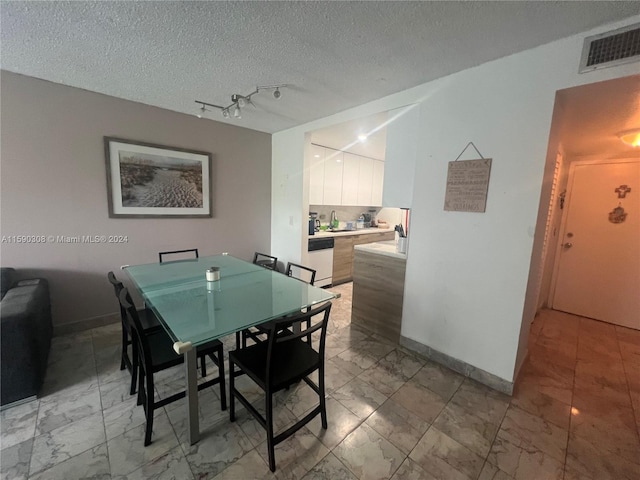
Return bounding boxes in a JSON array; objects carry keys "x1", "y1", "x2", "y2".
[{"x1": 552, "y1": 159, "x2": 639, "y2": 330}]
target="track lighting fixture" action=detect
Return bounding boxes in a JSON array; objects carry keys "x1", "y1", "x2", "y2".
[{"x1": 195, "y1": 84, "x2": 287, "y2": 120}]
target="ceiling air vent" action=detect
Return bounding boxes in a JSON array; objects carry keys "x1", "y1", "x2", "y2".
[{"x1": 579, "y1": 23, "x2": 640, "y2": 73}]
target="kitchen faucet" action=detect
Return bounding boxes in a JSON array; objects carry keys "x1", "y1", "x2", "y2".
[{"x1": 330, "y1": 210, "x2": 337, "y2": 228}]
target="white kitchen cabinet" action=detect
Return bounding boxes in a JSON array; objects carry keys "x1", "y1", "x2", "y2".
[
  {"x1": 341, "y1": 153, "x2": 359, "y2": 206},
  {"x1": 372, "y1": 159, "x2": 384, "y2": 206},
  {"x1": 357, "y1": 156, "x2": 374, "y2": 206},
  {"x1": 309, "y1": 145, "x2": 325, "y2": 205},
  {"x1": 323, "y1": 149, "x2": 343, "y2": 205}
]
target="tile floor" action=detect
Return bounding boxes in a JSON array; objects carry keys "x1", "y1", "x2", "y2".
[{"x1": 1, "y1": 283, "x2": 639, "y2": 479}]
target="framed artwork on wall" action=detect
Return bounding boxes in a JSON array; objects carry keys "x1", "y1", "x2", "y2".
[{"x1": 104, "y1": 137, "x2": 213, "y2": 218}]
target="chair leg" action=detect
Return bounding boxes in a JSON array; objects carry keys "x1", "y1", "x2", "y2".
[
  {"x1": 200, "y1": 354, "x2": 207, "y2": 378},
  {"x1": 229, "y1": 358, "x2": 236, "y2": 422},
  {"x1": 319, "y1": 364, "x2": 327, "y2": 429},
  {"x1": 144, "y1": 372, "x2": 155, "y2": 446},
  {"x1": 137, "y1": 369, "x2": 145, "y2": 407},
  {"x1": 235, "y1": 331, "x2": 241, "y2": 350},
  {"x1": 266, "y1": 392, "x2": 276, "y2": 472},
  {"x1": 130, "y1": 344, "x2": 138, "y2": 395},
  {"x1": 120, "y1": 326, "x2": 128, "y2": 370},
  {"x1": 217, "y1": 349, "x2": 227, "y2": 411}
]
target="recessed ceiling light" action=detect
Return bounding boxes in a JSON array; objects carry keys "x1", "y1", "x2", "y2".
[
  {"x1": 314, "y1": 154, "x2": 320, "y2": 158},
  {"x1": 618, "y1": 128, "x2": 640, "y2": 147},
  {"x1": 358, "y1": 134, "x2": 368, "y2": 142}
]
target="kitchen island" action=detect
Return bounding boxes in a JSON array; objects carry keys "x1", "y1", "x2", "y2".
[
  {"x1": 314, "y1": 228, "x2": 395, "y2": 284},
  {"x1": 351, "y1": 240, "x2": 406, "y2": 343}
]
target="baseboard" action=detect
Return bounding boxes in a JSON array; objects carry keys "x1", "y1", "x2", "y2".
[
  {"x1": 53, "y1": 312, "x2": 120, "y2": 337},
  {"x1": 0, "y1": 395, "x2": 37, "y2": 412},
  {"x1": 400, "y1": 335, "x2": 514, "y2": 396}
]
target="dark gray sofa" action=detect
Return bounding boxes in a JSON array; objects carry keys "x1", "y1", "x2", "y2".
[{"x1": 1, "y1": 268, "x2": 52, "y2": 406}]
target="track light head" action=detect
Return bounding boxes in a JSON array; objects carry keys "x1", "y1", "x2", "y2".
[
  {"x1": 273, "y1": 88, "x2": 281, "y2": 99},
  {"x1": 195, "y1": 84, "x2": 287, "y2": 121},
  {"x1": 233, "y1": 105, "x2": 241, "y2": 119},
  {"x1": 222, "y1": 108, "x2": 230, "y2": 118}
]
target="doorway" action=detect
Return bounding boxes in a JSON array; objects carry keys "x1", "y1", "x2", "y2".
[{"x1": 551, "y1": 159, "x2": 639, "y2": 330}]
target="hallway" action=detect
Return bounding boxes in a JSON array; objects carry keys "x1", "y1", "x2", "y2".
[{"x1": 515, "y1": 308, "x2": 640, "y2": 478}]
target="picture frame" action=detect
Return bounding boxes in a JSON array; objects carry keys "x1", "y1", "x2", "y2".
[{"x1": 104, "y1": 137, "x2": 213, "y2": 218}]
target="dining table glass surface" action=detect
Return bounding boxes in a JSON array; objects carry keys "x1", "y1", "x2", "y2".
[{"x1": 124, "y1": 254, "x2": 336, "y2": 347}]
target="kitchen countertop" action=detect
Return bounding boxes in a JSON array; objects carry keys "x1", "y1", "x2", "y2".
[
  {"x1": 312, "y1": 227, "x2": 394, "y2": 238},
  {"x1": 354, "y1": 240, "x2": 406, "y2": 259}
]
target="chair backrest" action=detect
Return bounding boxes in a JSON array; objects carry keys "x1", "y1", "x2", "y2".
[
  {"x1": 118, "y1": 287, "x2": 152, "y2": 374},
  {"x1": 285, "y1": 262, "x2": 316, "y2": 285},
  {"x1": 264, "y1": 301, "x2": 332, "y2": 385},
  {"x1": 159, "y1": 248, "x2": 199, "y2": 263},
  {"x1": 107, "y1": 271, "x2": 131, "y2": 333},
  {"x1": 253, "y1": 252, "x2": 278, "y2": 271}
]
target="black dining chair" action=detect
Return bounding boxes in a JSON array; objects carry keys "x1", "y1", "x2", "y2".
[
  {"x1": 159, "y1": 248, "x2": 199, "y2": 263},
  {"x1": 253, "y1": 252, "x2": 278, "y2": 271},
  {"x1": 108, "y1": 271, "x2": 161, "y2": 395},
  {"x1": 229, "y1": 301, "x2": 332, "y2": 472},
  {"x1": 119, "y1": 287, "x2": 227, "y2": 446}
]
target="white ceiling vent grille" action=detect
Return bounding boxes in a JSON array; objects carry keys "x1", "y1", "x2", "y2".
[{"x1": 579, "y1": 23, "x2": 640, "y2": 73}]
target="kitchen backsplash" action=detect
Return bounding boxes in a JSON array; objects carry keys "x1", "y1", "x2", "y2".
[{"x1": 309, "y1": 205, "x2": 402, "y2": 229}]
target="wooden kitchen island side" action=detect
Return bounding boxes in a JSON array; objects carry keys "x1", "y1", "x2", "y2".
[{"x1": 351, "y1": 241, "x2": 407, "y2": 343}]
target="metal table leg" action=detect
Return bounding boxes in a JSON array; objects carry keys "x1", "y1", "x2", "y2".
[{"x1": 174, "y1": 341, "x2": 199, "y2": 445}]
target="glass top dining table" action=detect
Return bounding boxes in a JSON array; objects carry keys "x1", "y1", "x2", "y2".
[{"x1": 123, "y1": 254, "x2": 336, "y2": 444}]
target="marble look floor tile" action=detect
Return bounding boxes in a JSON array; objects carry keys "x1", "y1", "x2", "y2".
[
  {"x1": 379, "y1": 349, "x2": 425, "y2": 378},
  {"x1": 30, "y1": 442, "x2": 110, "y2": 480},
  {"x1": 510, "y1": 385, "x2": 571, "y2": 430},
  {"x1": 477, "y1": 461, "x2": 513, "y2": 480},
  {"x1": 301, "y1": 452, "x2": 358, "y2": 480},
  {"x1": 409, "y1": 427, "x2": 484, "y2": 480},
  {"x1": 235, "y1": 398, "x2": 298, "y2": 448},
  {"x1": 365, "y1": 398, "x2": 430, "y2": 455},
  {"x1": 333, "y1": 423, "x2": 405, "y2": 480},
  {"x1": 35, "y1": 385, "x2": 101, "y2": 435},
  {"x1": 432, "y1": 401, "x2": 499, "y2": 458},
  {"x1": 487, "y1": 432, "x2": 563, "y2": 480},
  {"x1": 210, "y1": 449, "x2": 270, "y2": 480},
  {"x1": 527, "y1": 342, "x2": 576, "y2": 370},
  {"x1": 0, "y1": 438, "x2": 32, "y2": 480},
  {"x1": 565, "y1": 430, "x2": 640, "y2": 480},
  {"x1": 276, "y1": 381, "x2": 326, "y2": 419},
  {"x1": 517, "y1": 360, "x2": 574, "y2": 406},
  {"x1": 324, "y1": 334, "x2": 352, "y2": 359},
  {"x1": 449, "y1": 379, "x2": 510, "y2": 426},
  {"x1": 497, "y1": 405, "x2": 568, "y2": 463},
  {"x1": 114, "y1": 445, "x2": 195, "y2": 480},
  {"x1": 571, "y1": 385, "x2": 636, "y2": 428},
  {"x1": 333, "y1": 348, "x2": 379, "y2": 377},
  {"x1": 183, "y1": 419, "x2": 253, "y2": 479},
  {"x1": 358, "y1": 361, "x2": 409, "y2": 396},
  {"x1": 103, "y1": 395, "x2": 147, "y2": 440},
  {"x1": 390, "y1": 457, "x2": 438, "y2": 480},
  {"x1": 0, "y1": 400, "x2": 39, "y2": 450},
  {"x1": 98, "y1": 376, "x2": 137, "y2": 411},
  {"x1": 165, "y1": 388, "x2": 228, "y2": 446},
  {"x1": 333, "y1": 377, "x2": 388, "y2": 420},
  {"x1": 390, "y1": 380, "x2": 446, "y2": 424},
  {"x1": 29, "y1": 411, "x2": 106, "y2": 476},
  {"x1": 569, "y1": 409, "x2": 640, "y2": 465},
  {"x1": 562, "y1": 462, "x2": 594, "y2": 480},
  {"x1": 309, "y1": 358, "x2": 355, "y2": 393},
  {"x1": 412, "y1": 361, "x2": 465, "y2": 402},
  {"x1": 307, "y1": 397, "x2": 363, "y2": 450},
  {"x1": 256, "y1": 427, "x2": 329, "y2": 480},
  {"x1": 107, "y1": 410, "x2": 179, "y2": 478},
  {"x1": 351, "y1": 338, "x2": 397, "y2": 362}
]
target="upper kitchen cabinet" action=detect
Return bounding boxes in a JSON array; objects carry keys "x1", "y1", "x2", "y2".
[
  {"x1": 309, "y1": 144, "x2": 325, "y2": 205},
  {"x1": 356, "y1": 155, "x2": 374, "y2": 205},
  {"x1": 341, "y1": 153, "x2": 359, "y2": 205},
  {"x1": 383, "y1": 105, "x2": 419, "y2": 208},
  {"x1": 323, "y1": 149, "x2": 343, "y2": 205},
  {"x1": 372, "y1": 159, "x2": 384, "y2": 206}
]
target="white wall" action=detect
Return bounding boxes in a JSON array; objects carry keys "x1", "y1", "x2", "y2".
[
  {"x1": 1, "y1": 71, "x2": 272, "y2": 328},
  {"x1": 272, "y1": 15, "x2": 640, "y2": 383}
]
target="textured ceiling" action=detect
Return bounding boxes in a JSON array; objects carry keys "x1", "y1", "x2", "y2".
[{"x1": 1, "y1": 1, "x2": 639, "y2": 133}]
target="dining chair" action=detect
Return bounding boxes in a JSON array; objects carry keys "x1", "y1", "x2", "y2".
[
  {"x1": 241, "y1": 262, "x2": 318, "y2": 348},
  {"x1": 229, "y1": 301, "x2": 332, "y2": 471},
  {"x1": 158, "y1": 248, "x2": 199, "y2": 263},
  {"x1": 107, "y1": 271, "x2": 161, "y2": 395},
  {"x1": 252, "y1": 252, "x2": 278, "y2": 271},
  {"x1": 119, "y1": 287, "x2": 227, "y2": 446}
]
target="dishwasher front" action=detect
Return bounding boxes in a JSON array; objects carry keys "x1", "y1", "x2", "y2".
[{"x1": 308, "y1": 237, "x2": 334, "y2": 287}]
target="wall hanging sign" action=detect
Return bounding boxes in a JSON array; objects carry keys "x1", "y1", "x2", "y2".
[
  {"x1": 444, "y1": 142, "x2": 492, "y2": 213},
  {"x1": 104, "y1": 137, "x2": 213, "y2": 218},
  {"x1": 615, "y1": 184, "x2": 631, "y2": 198}
]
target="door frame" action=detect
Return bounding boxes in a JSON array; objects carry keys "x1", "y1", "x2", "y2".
[{"x1": 549, "y1": 157, "x2": 639, "y2": 310}]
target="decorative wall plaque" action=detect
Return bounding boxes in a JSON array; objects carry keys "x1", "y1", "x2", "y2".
[
  {"x1": 444, "y1": 158, "x2": 492, "y2": 212},
  {"x1": 609, "y1": 205, "x2": 627, "y2": 224}
]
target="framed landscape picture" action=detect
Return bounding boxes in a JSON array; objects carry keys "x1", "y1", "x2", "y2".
[{"x1": 104, "y1": 137, "x2": 213, "y2": 218}]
